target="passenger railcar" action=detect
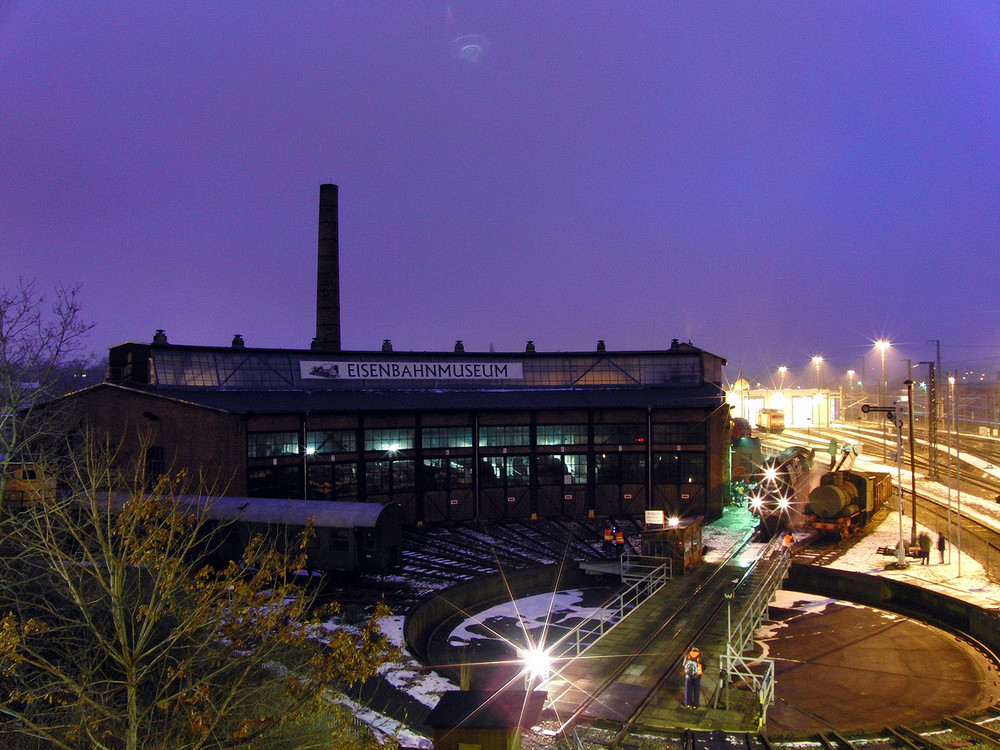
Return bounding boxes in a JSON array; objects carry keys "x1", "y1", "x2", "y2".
[
  {"x1": 203, "y1": 497, "x2": 404, "y2": 574},
  {"x1": 804, "y1": 469, "x2": 892, "y2": 538},
  {"x1": 746, "y1": 446, "x2": 816, "y2": 536}
]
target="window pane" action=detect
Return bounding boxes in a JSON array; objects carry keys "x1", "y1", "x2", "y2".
[
  {"x1": 480, "y1": 456, "x2": 530, "y2": 485},
  {"x1": 364, "y1": 428, "x2": 415, "y2": 452},
  {"x1": 247, "y1": 465, "x2": 301, "y2": 498},
  {"x1": 653, "y1": 452, "x2": 705, "y2": 484},
  {"x1": 368, "y1": 458, "x2": 416, "y2": 493},
  {"x1": 450, "y1": 457, "x2": 473, "y2": 487},
  {"x1": 537, "y1": 454, "x2": 568, "y2": 484},
  {"x1": 248, "y1": 432, "x2": 299, "y2": 458},
  {"x1": 621, "y1": 453, "x2": 646, "y2": 483},
  {"x1": 536, "y1": 425, "x2": 588, "y2": 446},
  {"x1": 422, "y1": 427, "x2": 473, "y2": 449},
  {"x1": 652, "y1": 422, "x2": 706, "y2": 444},
  {"x1": 479, "y1": 426, "x2": 530, "y2": 447},
  {"x1": 420, "y1": 458, "x2": 447, "y2": 491},
  {"x1": 307, "y1": 462, "x2": 359, "y2": 500},
  {"x1": 597, "y1": 453, "x2": 646, "y2": 484},
  {"x1": 307, "y1": 429, "x2": 356, "y2": 454},
  {"x1": 594, "y1": 423, "x2": 646, "y2": 445},
  {"x1": 562, "y1": 454, "x2": 587, "y2": 483}
]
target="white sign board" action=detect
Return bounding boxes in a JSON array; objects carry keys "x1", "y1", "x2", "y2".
[
  {"x1": 644, "y1": 509, "x2": 665, "y2": 526},
  {"x1": 301, "y1": 360, "x2": 523, "y2": 381}
]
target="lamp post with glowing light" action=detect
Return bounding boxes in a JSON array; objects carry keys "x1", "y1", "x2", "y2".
[
  {"x1": 950, "y1": 374, "x2": 962, "y2": 576},
  {"x1": 778, "y1": 365, "x2": 787, "y2": 392},
  {"x1": 875, "y1": 340, "x2": 891, "y2": 460},
  {"x1": 812, "y1": 356, "x2": 824, "y2": 429}
]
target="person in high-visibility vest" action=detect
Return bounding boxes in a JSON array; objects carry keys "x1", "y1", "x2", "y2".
[
  {"x1": 614, "y1": 528, "x2": 625, "y2": 556},
  {"x1": 603, "y1": 526, "x2": 614, "y2": 556},
  {"x1": 780, "y1": 532, "x2": 794, "y2": 559},
  {"x1": 683, "y1": 647, "x2": 704, "y2": 708}
]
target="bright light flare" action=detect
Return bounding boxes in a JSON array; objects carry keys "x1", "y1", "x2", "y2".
[
  {"x1": 668, "y1": 516, "x2": 680, "y2": 527},
  {"x1": 763, "y1": 467, "x2": 778, "y2": 483},
  {"x1": 518, "y1": 646, "x2": 552, "y2": 681},
  {"x1": 777, "y1": 496, "x2": 790, "y2": 510}
]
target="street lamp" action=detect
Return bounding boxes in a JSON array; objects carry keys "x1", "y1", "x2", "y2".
[
  {"x1": 875, "y1": 340, "x2": 890, "y2": 388},
  {"x1": 949, "y1": 374, "x2": 962, "y2": 576},
  {"x1": 778, "y1": 365, "x2": 787, "y2": 391},
  {"x1": 811, "y1": 357, "x2": 824, "y2": 429},
  {"x1": 905, "y1": 380, "x2": 917, "y2": 544},
  {"x1": 875, "y1": 340, "x2": 891, "y2": 461}
]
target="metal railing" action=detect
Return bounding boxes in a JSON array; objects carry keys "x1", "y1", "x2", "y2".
[
  {"x1": 548, "y1": 555, "x2": 671, "y2": 660},
  {"x1": 715, "y1": 537, "x2": 785, "y2": 720}
]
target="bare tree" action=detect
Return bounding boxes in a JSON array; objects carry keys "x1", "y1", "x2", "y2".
[
  {"x1": 0, "y1": 437, "x2": 397, "y2": 749},
  {"x1": 0, "y1": 279, "x2": 94, "y2": 503}
]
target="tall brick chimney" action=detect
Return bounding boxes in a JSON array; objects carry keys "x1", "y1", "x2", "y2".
[{"x1": 312, "y1": 183, "x2": 341, "y2": 350}]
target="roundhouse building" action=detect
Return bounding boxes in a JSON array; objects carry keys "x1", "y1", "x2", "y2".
[
  {"x1": 62, "y1": 337, "x2": 731, "y2": 525},
  {"x1": 51, "y1": 185, "x2": 733, "y2": 525}
]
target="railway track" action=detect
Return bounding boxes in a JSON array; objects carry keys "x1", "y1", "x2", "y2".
[
  {"x1": 541, "y1": 532, "x2": 765, "y2": 742},
  {"x1": 523, "y1": 709, "x2": 1000, "y2": 750}
]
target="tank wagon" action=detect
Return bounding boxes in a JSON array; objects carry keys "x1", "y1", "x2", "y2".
[{"x1": 804, "y1": 470, "x2": 892, "y2": 538}]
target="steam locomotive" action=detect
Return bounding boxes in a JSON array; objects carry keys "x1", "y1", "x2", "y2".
[
  {"x1": 804, "y1": 469, "x2": 892, "y2": 538},
  {"x1": 746, "y1": 445, "x2": 816, "y2": 536}
]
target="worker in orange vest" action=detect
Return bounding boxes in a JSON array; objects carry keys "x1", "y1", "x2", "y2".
[
  {"x1": 780, "y1": 532, "x2": 794, "y2": 559},
  {"x1": 614, "y1": 527, "x2": 626, "y2": 556},
  {"x1": 603, "y1": 526, "x2": 614, "y2": 556}
]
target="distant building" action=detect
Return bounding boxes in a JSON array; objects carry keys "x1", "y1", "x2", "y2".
[{"x1": 46, "y1": 186, "x2": 732, "y2": 524}]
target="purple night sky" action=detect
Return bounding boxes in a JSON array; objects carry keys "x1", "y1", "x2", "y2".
[{"x1": 3, "y1": 3, "x2": 998, "y2": 388}]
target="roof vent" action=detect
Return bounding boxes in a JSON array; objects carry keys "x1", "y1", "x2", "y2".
[
  {"x1": 454, "y1": 340, "x2": 465, "y2": 352},
  {"x1": 525, "y1": 340, "x2": 535, "y2": 353},
  {"x1": 597, "y1": 340, "x2": 606, "y2": 352},
  {"x1": 231, "y1": 334, "x2": 245, "y2": 348},
  {"x1": 153, "y1": 329, "x2": 168, "y2": 345},
  {"x1": 382, "y1": 339, "x2": 393, "y2": 352}
]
